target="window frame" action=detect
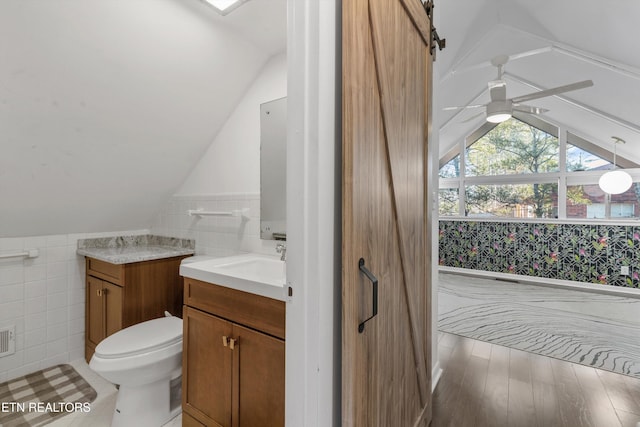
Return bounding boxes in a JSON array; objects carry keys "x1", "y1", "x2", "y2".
[{"x1": 439, "y1": 112, "x2": 640, "y2": 221}]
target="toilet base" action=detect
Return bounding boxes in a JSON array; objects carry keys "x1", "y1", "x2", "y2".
[{"x1": 111, "y1": 377, "x2": 181, "y2": 427}]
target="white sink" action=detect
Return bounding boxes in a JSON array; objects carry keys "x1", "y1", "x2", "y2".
[
  {"x1": 214, "y1": 257, "x2": 285, "y2": 285},
  {"x1": 180, "y1": 254, "x2": 286, "y2": 301}
]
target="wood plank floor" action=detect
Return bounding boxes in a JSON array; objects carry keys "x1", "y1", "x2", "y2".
[{"x1": 432, "y1": 332, "x2": 640, "y2": 427}]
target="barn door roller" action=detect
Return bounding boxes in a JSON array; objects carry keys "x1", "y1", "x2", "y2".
[{"x1": 423, "y1": 0, "x2": 446, "y2": 59}]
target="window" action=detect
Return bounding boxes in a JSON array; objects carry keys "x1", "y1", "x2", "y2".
[
  {"x1": 566, "y1": 144, "x2": 610, "y2": 172},
  {"x1": 465, "y1": 118, "x2": 558, "y2": 176},
  {"x1": 566, "y1": 184, "x2": 605, "y2": 218},
  {"x1": 466, "y1": 184, "x2": 558, "y2": 218},
  {"x1": 439, "y1": 156, "x2": 460, "y2": 178},
  {"x1": 567, "y1": 183, "x2": 640, "y2": 219},
  {"x1": 439, "y1": 115, "x2": 640, "y2": 220},
  {"x1": 586, "y1": 204, "x2": 635, "y2": 218},
  {"x1": 438, "y1": 189, "x2": 459, "y2": 216}
]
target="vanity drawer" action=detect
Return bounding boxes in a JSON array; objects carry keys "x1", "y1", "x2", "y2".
[
  {"x1": 86, "y1": 258, "x2": 124, "y2": 285},
  {"x1": 184, "y1": 278, "x2": 285, "y2": 340}
]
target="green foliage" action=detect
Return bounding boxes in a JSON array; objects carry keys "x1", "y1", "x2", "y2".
[
  {"x1": 466, "y1": 118, "x2": 559, "y2": 176},
  {"x1": 438, "y1": 189, "x2": 459, "y2": 215},
  {"x1": 566, "y1": 185, "x2": 591, "y2": 206},
  {"x1": 464, "y1": 118, "x2": 559, "y2": 218}
]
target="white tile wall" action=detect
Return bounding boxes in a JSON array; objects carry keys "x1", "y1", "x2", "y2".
[
  {"x1": 0, "y1": 199, "x2": 274, "y2": 384},
  {"x1": 150, "y1": 194, "x2": 279, "y2": 258},
  {"x1": 0, "y1": 229, "x2": 148, "y2": 383}
]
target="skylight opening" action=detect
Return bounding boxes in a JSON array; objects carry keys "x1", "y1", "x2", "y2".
[{"x1": 203, "y1": 0, "x2": 250, "y2": 15}]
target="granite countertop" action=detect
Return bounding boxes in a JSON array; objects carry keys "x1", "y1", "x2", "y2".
[{"x1": 77, "y1": 235, "x2": 195, "y2": 264}]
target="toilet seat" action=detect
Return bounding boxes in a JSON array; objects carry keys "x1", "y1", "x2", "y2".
[{"x1": 95, "y1": 316, "x2": 182, "y2": 359}]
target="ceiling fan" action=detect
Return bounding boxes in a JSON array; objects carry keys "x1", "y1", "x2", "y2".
[{"x1": 445, "y1": 55, "x2": 594, "y2": 123}]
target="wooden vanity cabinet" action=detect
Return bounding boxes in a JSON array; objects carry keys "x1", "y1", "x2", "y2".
[
  {"x1": 182, "y1": 277, "x2": 285, "y2": 427},
  {"x1": 84, "y1": 256, "x2": 189, "y2": 362},
  {"x1": 86, "y1": 277, "x2": 122, "y2": 352}
]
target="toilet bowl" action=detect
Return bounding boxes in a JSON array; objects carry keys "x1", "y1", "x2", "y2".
[{"x1": 89, "y1": 315, "x2": 183, "y2": 427}]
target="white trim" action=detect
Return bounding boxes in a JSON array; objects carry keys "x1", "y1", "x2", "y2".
[
  {"x1": 440, "y1": 169, "x2": 640, "y2": 188},
  {"x1": 431, "y1": 362, "x2": 443, "y2": 392},
  {"x1": 557, "y1": 129, "x2": 568, "y2": 218},
  {"x1": 439, "y1": 266, "x2": 640, "y2": 299},
  {"x1": 431, "y1": 66, "x2": 443, "y2": 405},
  {"x1": 460, "y1": 172, "x2": 561, "y2": 185},
  {"x1": 286, "y1": 0, "x2": 339, "y2": 426},
  {"x1": 439, "y1": 216, "x2": 640, "y2": 226},
  {"x1": 170, "y1": 192, "x2": 260, "y2": 200}
]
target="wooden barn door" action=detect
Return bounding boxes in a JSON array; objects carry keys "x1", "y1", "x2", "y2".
[{"x1": 342, "y1": 0, "x2": 433, "y2": 426}]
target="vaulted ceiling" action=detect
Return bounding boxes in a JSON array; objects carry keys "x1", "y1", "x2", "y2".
[
  {"x1": 2, "y1": 0, "x2": 636, "y2": 237},
  {"x1": 434, "y1": 0, "x2": 640, "y2": 165},
  {"x1": 0, "y1": 0, "x2": 286, "y2": 237}
]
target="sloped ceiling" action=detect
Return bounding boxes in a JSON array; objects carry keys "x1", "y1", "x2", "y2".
[
  {"x1": 434, "y1": 0, "x2": 640, "y2": 165},
  {"x1": 0, "y1": 0, "x2": 286, "y2": 237}
]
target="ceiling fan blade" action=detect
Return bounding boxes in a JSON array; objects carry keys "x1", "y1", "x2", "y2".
[
  {"x1": 461, "y1": 111, "x2": 485, "y2": 123},
  {"x1": 512, "y1": 105, "x2": 549, "y2": 115},
  {"x1": 511, "y1": 80, "x2": 593, "y2": 104},
  {"x1": 443, "y1": 104, "x2": 484, "y2": 111}
]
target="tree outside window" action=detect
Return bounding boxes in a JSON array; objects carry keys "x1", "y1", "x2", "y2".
[{"x1": 464, "y1": 118, "x2": 558, "y2": 218}]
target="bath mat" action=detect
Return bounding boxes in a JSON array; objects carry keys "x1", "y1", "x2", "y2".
[{"x1": 0, "y1": 364, "x2": 97, "y2": 427}]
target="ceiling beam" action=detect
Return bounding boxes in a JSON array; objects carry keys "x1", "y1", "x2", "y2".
[
  {"x1": 504, "y1": 72, "x2": 640, "y2": 134},
  {"x1": 440, "y1": 45, "x2": 553, "y2": 83},
  {"x1": 440, "y1": 23, "x2": 640, "y2": 84},
  {"x1": 502, "y1": 24, "x2": 640, "y2": 81}
]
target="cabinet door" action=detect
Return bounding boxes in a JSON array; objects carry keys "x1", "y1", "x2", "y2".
[
  {"x1": 87, "y1": 277, "x2": 105, "y2": 348},
  {"x1": 234, "y1": 324, "x2": 285, "y2": 427},
  {"x1": 183, "y1": 306, "x2": 233, "y2": 427},
  {"x1": 103, "y1": 281, "x2": 122, "y2": 338}
]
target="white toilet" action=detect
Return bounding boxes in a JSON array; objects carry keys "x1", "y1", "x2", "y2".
[{"x1": 89, "y1": 315, "x2": 183, "y2": 427}]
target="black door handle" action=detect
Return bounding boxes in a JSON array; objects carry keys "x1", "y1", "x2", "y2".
[{"x1": 358, "y1": 258, "x2": 378, "y2": 333}]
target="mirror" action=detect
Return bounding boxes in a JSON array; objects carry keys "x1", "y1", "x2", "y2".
[{"x1": 260, "y1": 97, "x2": 287, "y2": 240}]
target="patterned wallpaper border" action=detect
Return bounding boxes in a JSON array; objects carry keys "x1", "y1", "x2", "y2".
[{"x1": 438, "y1": 220, "x2": 640, "y2": 288}]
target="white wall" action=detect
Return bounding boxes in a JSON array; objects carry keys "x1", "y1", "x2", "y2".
[
  {"x1": 152, "y1": 53, "x2": 288, "y2": 258},
  {"x1": 431, "y1": 67, "x2": 443, "y2": 389},
  {"x1": 0, "y1": 230, "x2": 147, "y2": 383},
  {"x1": 176, "y1": 53, "x2": 287, "y2": 196},
  {"x1": 286, "y1": 0, "x2": 340, "y2": 425},
  {"x1": 0, "y1": 0, "x2": 269, "y2": 238}
]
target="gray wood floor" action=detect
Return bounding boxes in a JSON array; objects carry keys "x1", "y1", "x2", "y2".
[
  {"x1": 432, "y1": 332, "x2": 640, "y2": 427},
  {"x1": 438, "y1": 273, "x2": 640, "y2": 378}
]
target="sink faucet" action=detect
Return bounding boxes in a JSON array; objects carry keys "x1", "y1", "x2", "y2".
[{"x1": 276, "y1": 243, "x2": 287, "y2": 261}]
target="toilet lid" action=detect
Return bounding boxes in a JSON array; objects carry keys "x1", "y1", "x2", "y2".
[{"x1": 95, "y1": 316, "x2": 183, "y2": 359}]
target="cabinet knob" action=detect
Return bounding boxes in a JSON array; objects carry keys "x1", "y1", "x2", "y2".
[
  {"x1": 222, "y1": 336, "x2": 229, "y2": 347},
  {"x1": 97, "y1": 289, "x2": 102, "y2": 297},
  {"x1": 229, "y1": 338, "x2": 237, "y2": 350}
]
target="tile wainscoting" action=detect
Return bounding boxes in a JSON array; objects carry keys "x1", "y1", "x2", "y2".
[
  {"x1": 150, "y1": 193, "x2": 280, "y2": 258},
  {"x1": 0, "y1": 230, "x2": 148, "y2": 383}
]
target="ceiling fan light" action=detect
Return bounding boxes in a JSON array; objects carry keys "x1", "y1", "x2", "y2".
[
  {"x1": 598, "y1": 170, "x2": 633, "y2": 195},
  {"x1": 486, "y1": 100, "x2": 512, "y2": 123},
  {"x1": 486, "y1": 112, "x2": 511, "y2": 123}
]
